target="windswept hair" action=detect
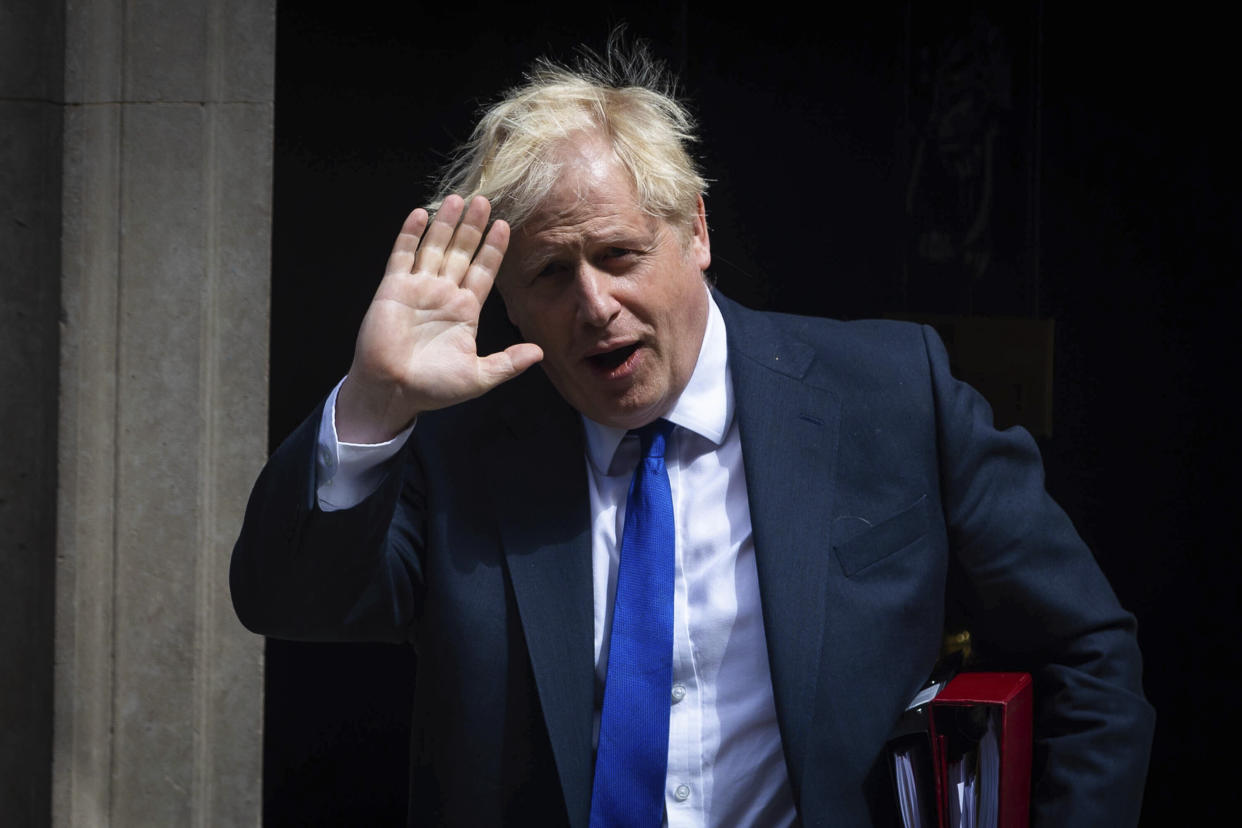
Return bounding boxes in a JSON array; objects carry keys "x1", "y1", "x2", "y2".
[{"x1": 430, "y1": 36, "x2": 707, "y2": 234}]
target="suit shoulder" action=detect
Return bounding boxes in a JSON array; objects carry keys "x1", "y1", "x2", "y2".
[
  {"x1": 772, "y1": 312, "x2": 927, "y2": 354},
  {"x1": 794, "y1": 316, "x2": 936, "y2": 392},
  {"x1": 720, "y1": 297, "x2": 936, "y2": 389}
]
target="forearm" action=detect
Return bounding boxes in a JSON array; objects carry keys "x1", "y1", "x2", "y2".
[
  {"x1": 925, "y1": 325, "x2": 1154, "y2": 825},
  {"x1": 229, "y1": 397, "x2": 426, "y2": 643}
]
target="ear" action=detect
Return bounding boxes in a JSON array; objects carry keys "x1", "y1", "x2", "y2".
[{"x1": 689, "y1": 194, "x2": 711, "y2": 272}]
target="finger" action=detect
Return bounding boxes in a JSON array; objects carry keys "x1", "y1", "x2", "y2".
[
  {"x1": 384, "y1": 208, "x2": 429, "y2": 276},
  {"x1": 440, "y1": 196, "x2": 491, "y2": 284},
  {"x1": 462, "y1": 219, "x2": 510, "y2": 303},
  {"x1": 476, "y1": 342, "x2": 544, "y2": 391},
  {"x1": 413, "y1": 194, "x2": 465, "y2": 276}
]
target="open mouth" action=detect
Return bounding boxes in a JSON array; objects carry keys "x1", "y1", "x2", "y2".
[{"x1": 588, "y1": 343, "x2": 640, "y2": 372}]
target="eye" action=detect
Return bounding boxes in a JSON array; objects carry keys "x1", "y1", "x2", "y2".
[
  {"x1": 534, "y1": 260, "x2": 568, "y2": 280},
  {"x1": 597, "y1": 247, "x2": 637, "y2": 270}
]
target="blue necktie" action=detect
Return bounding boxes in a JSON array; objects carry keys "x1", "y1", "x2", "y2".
[{"x1": 589, "y1": 419, "x2": 676, "y2": 828}]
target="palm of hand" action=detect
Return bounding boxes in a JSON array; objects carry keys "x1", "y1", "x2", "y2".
[{"x1": 336, "y1": 195, "x2": 542, "y2": 443}]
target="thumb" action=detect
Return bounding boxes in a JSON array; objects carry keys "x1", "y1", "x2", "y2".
[{"x1": 476, "y1": 343, "x2": 544, "y2": 390}]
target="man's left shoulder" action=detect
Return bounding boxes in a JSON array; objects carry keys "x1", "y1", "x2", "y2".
[{"x1": 714, "y1": 291, "x2": 937, "y2": 389}]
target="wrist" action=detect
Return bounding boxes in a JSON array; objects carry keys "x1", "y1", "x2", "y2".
[{"x1": 335, "y1": 373, "x2": 420, "y2": 444}]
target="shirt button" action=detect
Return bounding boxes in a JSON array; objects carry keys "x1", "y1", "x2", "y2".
[
  {"x1": 671, "y1": 683, "x2": 686, "y2": 703},
  {"x1": 674, "y1": 784, "x2": 691, "y2": 801}
]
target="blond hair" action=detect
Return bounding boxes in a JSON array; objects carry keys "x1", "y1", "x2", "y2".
[{"x1": 430, "y1": 40, "x2": 707, "y2": 233}]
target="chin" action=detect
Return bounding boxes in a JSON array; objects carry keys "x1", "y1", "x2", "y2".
[
  {"x1": 554, "y1": 369, "x2": 666, "y2": 428},
  {"x1": 591, "y1": 399, "x2": 667, "y2": 430}
]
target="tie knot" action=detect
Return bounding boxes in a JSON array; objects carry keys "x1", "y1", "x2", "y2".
[{"x1": 632, "y1": 419, "x2": 675, "y2": 460}]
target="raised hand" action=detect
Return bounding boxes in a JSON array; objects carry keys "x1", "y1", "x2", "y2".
[{"x1": 335, "y1": 195, "x2": 543, "y2": 443}]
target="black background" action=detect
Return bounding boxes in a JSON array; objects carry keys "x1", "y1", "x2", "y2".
[{"x1": 266, "y1": 2, "x2": 1239, "y2": 824}]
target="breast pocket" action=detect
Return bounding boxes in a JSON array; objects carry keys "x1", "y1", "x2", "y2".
[{"x1": 832, "y1": 495, "x2": 930, "y2": 577}]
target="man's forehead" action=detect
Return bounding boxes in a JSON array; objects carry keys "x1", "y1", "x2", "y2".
[
  {"x1": 547, "y1": 134, "x2": 618, "y2": 185},
  {"x1": 519, "y1": 199, "x2": 657, "y2": 241},
  {"x1": 532, "y1": 147, "x2": 635, "y2": 217},
  {"x1": 514, "y1": 149, "x2": 656, "y2": 242},
  {"x1": 505, "y1": 213, "x2": 662, "y2": 278}
]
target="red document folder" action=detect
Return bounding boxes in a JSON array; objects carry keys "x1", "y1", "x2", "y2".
[
  {"x1": 889, "y1": 672, "x2": 1032, "y2": 828},
  {"x1": 929, "y1": 672, "x2": 1032, "y2": 828}
]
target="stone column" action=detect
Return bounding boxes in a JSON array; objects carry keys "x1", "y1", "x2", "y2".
[{"x1": 50, "y1": 0, "x2": 274, "y2": 824}]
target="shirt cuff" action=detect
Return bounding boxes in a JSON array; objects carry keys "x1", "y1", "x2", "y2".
[{"x1": 315, "y1": 377, "x2": 415, "y2": 512}]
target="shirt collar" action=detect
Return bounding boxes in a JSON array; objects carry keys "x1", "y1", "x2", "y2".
[{"x1": 582, "y1": 288, "x2": 733, "y2": 475}]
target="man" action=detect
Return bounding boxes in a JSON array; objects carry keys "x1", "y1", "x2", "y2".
[{"x1": 232, "y1": 46, "x2": 1154, "y2": 826}]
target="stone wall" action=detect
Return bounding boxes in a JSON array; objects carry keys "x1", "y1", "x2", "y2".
[{"x1": 1, "y1": 0, "x2": 273, "y2": 823}]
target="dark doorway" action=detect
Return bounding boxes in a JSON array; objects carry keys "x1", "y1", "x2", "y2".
[{"x1": 267, "y1": 3, "x2": 1237, "y2": 823}]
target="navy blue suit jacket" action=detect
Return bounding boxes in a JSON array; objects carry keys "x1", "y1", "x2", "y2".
[{"x1": 231, "y1": 294, "x2": 1154, "y2": 826}]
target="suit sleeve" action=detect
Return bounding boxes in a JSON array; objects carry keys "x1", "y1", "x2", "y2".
[
  {"x1": 923, "y1": 326, "x2": 1155, "y2": 827},
  {"x1": 229, "y1": 401, "x2": 427, "y2": 643}
]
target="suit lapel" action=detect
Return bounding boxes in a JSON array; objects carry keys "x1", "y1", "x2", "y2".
[
  {"x1": 718, "y1": 296, "x2": 843, "y2": 805},
  {"x1": 485, "y1": 378, "x2": 595, "y2": 828}
]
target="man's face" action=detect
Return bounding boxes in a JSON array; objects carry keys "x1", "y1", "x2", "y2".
[{"x1": 497, "y1": 140, "x2": 711, "y2": 430}]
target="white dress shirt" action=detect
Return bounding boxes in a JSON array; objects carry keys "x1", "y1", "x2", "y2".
[{"x1": 315, "y1": 293, "x2": 795, "y2": 826}]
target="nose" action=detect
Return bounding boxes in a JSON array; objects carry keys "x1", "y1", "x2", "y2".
[{"x1": 573, "y1": 263, "x2": 621, "y2": 328}]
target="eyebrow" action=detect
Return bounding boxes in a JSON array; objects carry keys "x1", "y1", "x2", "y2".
[{"x1": 508, "y1": 214, "x2": 663, "y2": 272}]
